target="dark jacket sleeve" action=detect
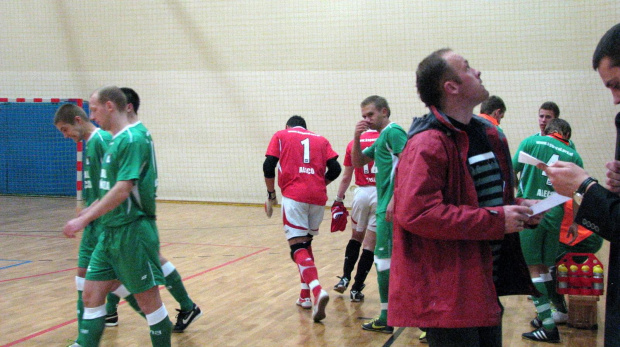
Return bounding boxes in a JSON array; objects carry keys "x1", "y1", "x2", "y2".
[{"x1": 576, "y1": 183, "x2": 620, "y2": 242}]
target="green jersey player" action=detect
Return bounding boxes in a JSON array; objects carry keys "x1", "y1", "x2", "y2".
[
  {"x1": 512, "y1": 118, "x2": 583, "y2": 338},
  {"x1": 351, "y1": 95, "x2": 407, "y2": 334},
  {"x1": 63, "y1": 86, "x2": 171, "y2": 347}
]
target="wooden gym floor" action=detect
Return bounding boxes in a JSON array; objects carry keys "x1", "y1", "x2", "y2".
[{"x1": 0, "y1": 196, "x2": 606, "y2": 346}]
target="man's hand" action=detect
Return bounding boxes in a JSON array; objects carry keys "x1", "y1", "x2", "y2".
[
  {"x1": 354, "y1": 120, "x2": 370, "y2": 138},
  {"x1": 566, "y1": 223, "x2": 579, "y2": 245},
  {"x1": 63, "y1": 217, "x2": 88, "y2": 238},
  {"x1": 606, "y1": 160, "x2": 620, "y2": 194},
  {"x1": 503, "y1": 205, "x2": 532, "y2": 234},
  {"x1": 519, "y1": 199, "x2": 544, "y2": 227},
  {"x1": 537, "y1": 161, "x2": 589, "y2": 197},
  {"x1": 265, "y1": 191, "x2": 277, "y2": 218}
]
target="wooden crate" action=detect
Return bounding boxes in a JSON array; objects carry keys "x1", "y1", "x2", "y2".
[{"x1": 568, "y1": 295, "x2": 599, "y2": 329}]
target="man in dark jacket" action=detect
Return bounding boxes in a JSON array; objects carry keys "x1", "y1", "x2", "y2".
[
  {"x1": 541, "y1": 22, "x2": 620, "y2": 347},
  {"x1": 389, "y1": 48, "x2": 540, "y2": 347}
]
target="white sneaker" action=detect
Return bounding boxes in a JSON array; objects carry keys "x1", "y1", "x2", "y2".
[
  {"x1": 312, "y1": 290, "x2": 329, "y2": 322},
  {"x1": 296, "y1": 297, "x2": 312, "y2": 309},
  {"x1": 552, "y1": 310, "x2": 568, "y2": 324}
]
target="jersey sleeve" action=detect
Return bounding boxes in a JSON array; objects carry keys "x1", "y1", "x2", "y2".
[
  {"x1": 324, "y1": 139, "x2": 338, "y2": 161},
  {"x1": 265, "y1": 132, "x2": 281, "y2": 158},
  {"x1": 116, "y1": 136, "x2": 147, "y2": 182},
  {"x1": 363, "y1": 141, "x2": 376, "y2": 160},
  {"x1": 388, "y1": 126, "x2": 408, "y2": 156},
  {"x1": 512, "y1": 139, "x2": 527, "y2": 173},
  {"x1": 343, "y1": 141, "x2": 353, "y2": 167}
]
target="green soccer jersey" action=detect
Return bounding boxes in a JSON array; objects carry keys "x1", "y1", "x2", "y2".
[
  {"x1": 99, "y1": 124, "x2": 158, "y2": 227},
  {"x1": 130, "y1": 121, "x2": 158, "y2": 189},
  {"x1": 513, "y1": 134, "x2": 583, "y2": 199},
  {"x1": 83, "y1": 128, "x2": 112, "y2": 207},
  {"x1": 362, "y1": 122, "x2": 407, "y2": 212}
]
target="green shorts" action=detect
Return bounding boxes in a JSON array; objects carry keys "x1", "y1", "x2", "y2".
[
  {"x1": 86, "y1": 217, "x2": 164, "y2": 294},
  {"x1": 374, "y1": 212, "x2": 392, "y2": 259},
  {"x1": 520, "y1": 205, "x2": 563, "y2": 267},
  {"x1": 77, "y1": 221, "x2": 104, "y2": 269}
]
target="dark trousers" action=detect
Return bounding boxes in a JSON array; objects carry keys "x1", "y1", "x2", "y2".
[{"x1": 426, "y1": 299, "x2": 504, "y2": 347}]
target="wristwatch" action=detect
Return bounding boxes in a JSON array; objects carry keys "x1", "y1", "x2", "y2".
[{"x1": 573, "y1": 177, "x2": 598, "y2": 205}]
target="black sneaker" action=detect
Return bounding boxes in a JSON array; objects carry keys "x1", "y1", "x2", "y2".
[
  {"x1": 105, "y1": 312, "x2": 118, "y2": 327},
  {"x1": 333, "y1": 276, "x2": 349, "y2": 293},
  {"x1": 173, "y1": 304, "x2": 202, "y2": 333},
  {"x1": 522, "y1": 326, "x2": 560, "y2": 343},
  {"x1": 350, "y1": 284, "x2": 366, "y2": 302}
]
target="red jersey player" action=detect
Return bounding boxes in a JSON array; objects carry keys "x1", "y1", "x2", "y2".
[{"x1": 263, "y1": 115, "x2": 341, "y2": 322}]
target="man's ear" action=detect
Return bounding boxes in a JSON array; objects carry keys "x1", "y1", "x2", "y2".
[{"x1": 443, "y1": 80, "x2": 459, "y2": 95}]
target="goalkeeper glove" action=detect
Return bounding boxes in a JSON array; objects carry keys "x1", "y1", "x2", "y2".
[
  {"x1": 265, "y1": 190, "x2": 277, "y2": 218},
  {"x1": 330, "y1": 200, "x2": 349, "y2": 232}
]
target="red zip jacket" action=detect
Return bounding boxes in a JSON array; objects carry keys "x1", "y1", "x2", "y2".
[{"x1": 389, "y1": 106, "x2": 536, "y2": 328}]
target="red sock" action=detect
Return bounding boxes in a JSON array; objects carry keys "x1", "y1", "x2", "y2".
[
  {"x1": 293, "y1": 248, "x2": 322, "y2": 299},
  {"x1": 299, "y1": 275, "x2": 310, "y2": 299}
]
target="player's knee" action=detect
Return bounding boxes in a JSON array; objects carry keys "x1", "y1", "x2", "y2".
[{"x1": 290, "y1": 240, "x2": 312, "y2": 261}]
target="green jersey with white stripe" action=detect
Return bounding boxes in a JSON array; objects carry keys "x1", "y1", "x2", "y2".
[{"x1": 99, "y1": 124, "x2": 158, "y2": 227}]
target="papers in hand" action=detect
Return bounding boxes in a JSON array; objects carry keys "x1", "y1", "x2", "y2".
[
  {"x1": 518, "y1": 151, "x2": 546, "y2": 167},
  {"x1": 528, "y1": 193, "x2": 570, "y2": 216}
]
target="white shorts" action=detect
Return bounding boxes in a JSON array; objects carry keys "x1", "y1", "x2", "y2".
[
  {"x1": 281, "y1": 196, "x2": 325, "y2": 240},
  {"x1": 350, "y1": 186, "x2": 377, "y2": 232}
]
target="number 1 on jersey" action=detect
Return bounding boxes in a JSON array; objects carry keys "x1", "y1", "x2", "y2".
[{"x1": 301, "y1": 138, "x2": 310, "y2": 163}]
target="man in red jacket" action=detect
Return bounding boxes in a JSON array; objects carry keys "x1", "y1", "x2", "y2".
[{"x1": 389, "y1": 48, "x2": 540, "y2": 346}]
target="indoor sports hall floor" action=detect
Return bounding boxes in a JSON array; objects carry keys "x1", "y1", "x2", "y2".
[{"x1": 0, "y1": 196, "x2": 605, "y2": 346}]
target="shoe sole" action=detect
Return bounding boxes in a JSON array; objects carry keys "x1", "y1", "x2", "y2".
[
  {"x1": 105, "y1": 321, "x2": 119, "y2": 327},
  {"x1": 312, "y1": 293, "x2": 329, "y2": 322},
  {"x1": 296, "y1": 299, "x2": 312, "y2": 309},
  {"x1": 362, "y1": 326, "x2": 394, "y2": 334},
  {"x1": 173, "y1": 311, "x2": 203, "y2": 333},
  {"x1": 333, "y1": 286, "x2": 346, "y2": 293},
  {"x1": 522, "y1": 336, "x2": 560, "y2": 343}
]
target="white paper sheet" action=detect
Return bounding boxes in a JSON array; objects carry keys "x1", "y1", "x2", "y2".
[
  {"x1": 528, "y1": 193, "x2": 570, "y2": 216},
  {"x1": 518, "y1": 151, "x2": 546, "y2": 167}
]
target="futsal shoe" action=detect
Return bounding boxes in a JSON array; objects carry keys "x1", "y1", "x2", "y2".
[
  {"x1": 105, "y1": 312, "x2": 119, "y2": 327},
  {"x1": 522, "y1": 326, "x2": 560, "y2": 343},
  {"x1": 173, "y1": 304, "x2": 202, "y2": 333},
  {"x1": 312, "y1": 290, "x2": 329, "y2": 322},
  {"x1": 350, "y1": 284, "x2": 366, "y2": 302},
  {"x1": 333, "y1": 276, "x2": 349, "y2": 293},
  {"x1": 362, "y1": 317, "x2": 394, "y2": 334},
  {"x1": 296, "y1": 297, "x2": 312, "y2": 309}
]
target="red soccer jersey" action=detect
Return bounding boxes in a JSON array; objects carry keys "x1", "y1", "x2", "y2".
[
  {"x1": 344, "y1": 130, "x2": 379, "y2": 186},
  {"x1": 266, "y1": 126, "x2": 339, "y2": 205}
]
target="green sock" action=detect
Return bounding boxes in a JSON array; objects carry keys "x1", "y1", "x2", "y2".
[
  {"x1": 165, "y1": 270, "x2": 194, "y2": 311},
  {"x1": 149, "y1": 316, "x2": 172, "y2": 347},
  {"x1": 106, "y1": 292, "x2": 120, "y2": 315},
  {"x1": 532, "y1": 280, "x2": 555, "y2": 330},
  {"x1": 77, "y1": 291, "x2": 84, "y2": 328},
  {"x1": 78, "y1": 316, "x2": 105, "y2": 347},
  {"x1": 546, "y1": 270, "x2": 568, "y2": 313},
  {"x1": 377, "y1": 268, "x2": 390, "y2": 323}
]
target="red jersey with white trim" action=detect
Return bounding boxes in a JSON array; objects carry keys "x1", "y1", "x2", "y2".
[
  {"x1": 344, "y1": 130, "x2": 379, "y2": 187},
  {"x1": 266, "y1": 126, "x2": 338, "y2": 205}
]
